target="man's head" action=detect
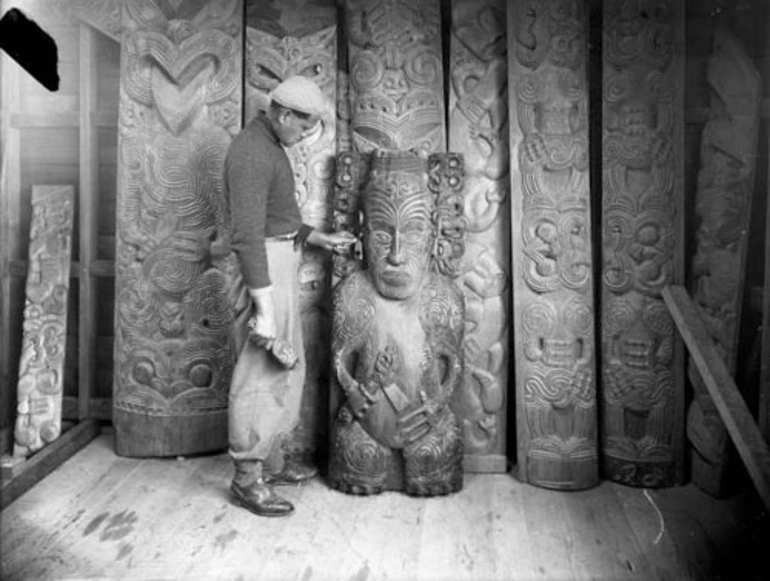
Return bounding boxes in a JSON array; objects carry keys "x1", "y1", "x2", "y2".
[
  {"x1": 363, "y1": 151, "x2": 434, "y2": 301},
  {"x1": 267, "y1": 76, "x2": 327, "y2": 146}
]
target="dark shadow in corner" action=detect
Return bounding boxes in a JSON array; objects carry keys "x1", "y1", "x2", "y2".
[{"x1": 0, "y1": 7, "x2": 59, "y2": 91}]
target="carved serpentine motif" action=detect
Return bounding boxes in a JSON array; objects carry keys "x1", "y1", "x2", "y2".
[
  {"x1": 245, "y1": 21, "x2": 338, "y2": 462},
  {"x1": 329, "y1": 150, "x2": 466, "y2": 496},
  {"x1": 601, "y1": 0, "x2": 684, "y2": 487},
  {"x1": 13, "y1": 186, "x2": 74, "y2": 457},
  {"x1": 345, "y1": 0, "x2": 446, "y2": 157},
  {"x1": 508, "y1": 0, "x2": 597, "y2": 490},
  {"x1": 447, "y1": 0, "x2": 509, "y2": 470},
  {"x1": 113, "y1": 0, "x2": 241, "y2": 456},
  {"x1": 687, "y1": 30, "x2": 761, "y2": 496}
]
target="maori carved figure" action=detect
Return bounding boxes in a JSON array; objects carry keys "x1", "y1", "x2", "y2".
[
  {"x1": 13, "y1": 186, "x2": 74, "y2": 457},
  {"x1": 602, "y1": 0, "x2": 684, "y2": 487},
  {"x1": 245, "y1": 19, "x2": 338, "y2": 461},
  {"x1": 345, "y1": 0, "x2": 446, "y2": 157},
  {"x1": 113, "y1": 0, "x2": 242, "y2": 457},
  {"x1": 508, "y1": 0, "x2": 598, "y2": 489},
  {"x1": 687, "y1": 30, "x2": 761, "y2": 496},
  {"x1": 329, "y1": 150, "x2": 466, "y2": 496},
  {"x1": 448, "y1": 0, "x2": 509, "y2": 470}
]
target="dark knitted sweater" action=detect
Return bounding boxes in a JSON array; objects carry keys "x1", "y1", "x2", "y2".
[{"x1": 224, "y1": 113, "x2": 312, "y2": 289}]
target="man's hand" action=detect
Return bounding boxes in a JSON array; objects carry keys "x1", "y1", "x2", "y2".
[
  {"x1": 306, "y1": 229, "x2": 357, "y2": 254},
  {"x1": 248, "y1": 286, "x2": 277, "y2": 347}
]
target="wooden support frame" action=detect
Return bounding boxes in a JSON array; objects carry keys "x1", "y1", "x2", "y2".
[
  {"x1": 663, "y1": 285, "x2": 770, "y2": 511},
  {"x1": 760, "y1": 40, "x2": 770, "y2": 445},
  {"x1": 1, "y1": 419, "x2": 101, "y2": 510}
]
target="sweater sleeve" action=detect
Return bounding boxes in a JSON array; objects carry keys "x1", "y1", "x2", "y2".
[{"x1": 226, "y1": 141, "x2": 272, "y2": 289}]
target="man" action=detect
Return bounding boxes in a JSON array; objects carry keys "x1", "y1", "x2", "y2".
[{"x1": 225, "y1": 76, "x2": 355, "y2": 517}]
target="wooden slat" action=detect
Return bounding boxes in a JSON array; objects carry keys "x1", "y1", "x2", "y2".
[
  {"x1": 0, "y1": 419, "x2": 101, "y2": 510},
  {"x1": 662, "y1": 285, "x2": 770, "y2": 511},
  {"x1": 78, "y1": 24, "x2": 99, "y2": 421}
]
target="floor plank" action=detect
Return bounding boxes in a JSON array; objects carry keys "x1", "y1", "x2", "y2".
[{"x1": 2, "y1": 434, "x2": 768, "y2": 581}]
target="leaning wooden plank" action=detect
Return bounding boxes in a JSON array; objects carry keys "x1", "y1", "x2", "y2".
[
  {"x1": 13, "y1": 185, "x2": 74, "y2": 457},
  {"x1": 686, "y1": 29, "x2": 761, "y2": 498},
  {"x1": 760, "y1": 31, "x2": 770, "y2": 445},
  {"x1": 0, "y1": 419, "x2": 101, "y2": 510},
  {"x1": 662, "y1": 285, "x2": 770, "y2": 511}
]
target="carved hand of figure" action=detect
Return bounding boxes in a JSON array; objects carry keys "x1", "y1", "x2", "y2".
[
  {"x1": 334, "y1": 350, "x2": 377, "y2": 421},
  {"x1": 396, "y1": 389, "x2": 439, "y2": 445}
]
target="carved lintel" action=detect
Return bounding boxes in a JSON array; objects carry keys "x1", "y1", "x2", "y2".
[{"x1": 13, "y1": 186, "x2": 74, "y2": 458}]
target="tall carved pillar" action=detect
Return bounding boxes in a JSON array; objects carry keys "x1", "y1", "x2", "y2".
[
  {"x1": 345, "y1": 0, "x2": 446, "y2": 156},
  {"x1": 448, "y1": 0, "x2": 509, "y2": 473},
  {"x1": 601, "y1": 0, "x2": 686, "y2": 487},
  {"x1": 13, "y1": 186, "x2": 74, "y2": 457},
  {"x1": 687, "y1": 30, "x2": 761, "y2": 496},
  {"x1": 113, "y1": 0, "x2": 242, "y2": 457},
  {"x1": 245, "y1": 0, "x2": 338, "y2": 463},
  {"x1": 508, "y1": 0, "x2": 598, "y2": 490}
]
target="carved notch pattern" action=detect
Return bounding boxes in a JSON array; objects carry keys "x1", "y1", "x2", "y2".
[
  {"x1": 686, "y1": 30, "x2": 761, "y2": 495},
  {"x1": 13, "y1": 187, "x2": 74, "y2": 457},
  {"x1": 113, "y1": 0, "x2": 242, "y2": 453},
  {"x1": 601, "y1": 0, "x2": 684, "y2": 487},
  {"x1": 510, "y1": 0, "x2": 598, "y2": 489},
  {"x1": 345, "y1": 0, "x2": 447, "y2": 157}
]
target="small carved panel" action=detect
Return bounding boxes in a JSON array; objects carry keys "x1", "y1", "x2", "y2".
[
  {"x1": 448, "y1": 0, "x2": 510, "y2": 470},
  {"x1": 245, "y1": 18, "x2": 338, "y2": 461},
  {"x1": 329, "y1": 150, "x2": 466, "y2": 496},
  {"x1": 345, "y1": 0, "x2": 446, "y2": 156},
  {"x1": 687, "y1": 30, "x2": 761, "y2": 496},
  {"x1": 601, "y1": 0, "x2": 685, "y2": 487},
  {"x1": 113, "y1": 0, "x2": 242, "y2": 456},
  {"x1": 13, "y1": 186, "x2": 74, "y2": 457},
  {"x1": 508, "y1": 0, "x2": 598, "y2": 490}
]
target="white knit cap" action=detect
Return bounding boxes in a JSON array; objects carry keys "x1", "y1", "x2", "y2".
[{"x1": 269, "y1": 76, "x2": 328, "y2": 118}]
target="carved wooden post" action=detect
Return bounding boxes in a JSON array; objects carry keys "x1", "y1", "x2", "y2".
[
  {"x1": 344, "y1": 0, "x2": 446, "y2": 156},
  {"x1": 245, "y1": 0, "x2": 338, "y2": 463},
  {"x1": 13, "y1": 186, "x2": 74, "y2": 457},
  {"x1": 113, "y1": 0, "x2": 242, "y2": 457},
  {"x1": 508, "y1": 0, "x2": 598, "y2": 490},
  {"x1": 687, "y1": 30, "x2": 761, "y2": 496},
  {"x1": 601, "y1": 0, "x2": 686, "y2": 487},
  {"x1": 448, "y1": 0, "x2": 510, "y2": 473}
]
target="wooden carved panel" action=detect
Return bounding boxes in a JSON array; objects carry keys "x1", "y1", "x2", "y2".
[
  {"x1": 508, "y1": 0, "x2": 598, "y2": 489},
  {"x1": 448, "y1": 0, "x2": 509, "y2": 472},
  {"x1": 687, "y1": 30, "x2": 761, "y2": 496},
  {"x1": 601, "y1": 0, "x2": 685, "y2": 487},
  {"x1": 345, "y1": 0, "x2": 446, "y2": 156},
  {"x1": 113, "y1": 0, "x2": 242, "y2": 457},
  {"x1": 245, "y1": 15, "x2": 338, "y2": 462},
  {"x1": 13, "y1": 186, "x2": 74, "y2": 457}
]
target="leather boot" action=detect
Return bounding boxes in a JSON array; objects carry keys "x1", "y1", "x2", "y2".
[
  {"x1": 231, "y1": 478, "x2": 294, "y2": 517},
  {"x1": 264, "y1": 458, "x2": 319, "y2": 486}
]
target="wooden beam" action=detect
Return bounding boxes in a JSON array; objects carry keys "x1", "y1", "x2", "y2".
[
  {"x1": 78, "y1": 24, "x2": 99, "y2": 421},
  {"x1": 0, "y1": 419, "x2": 101, "y2": 510},
  {"x1": 662, "y1": 285, "x2": 770, "y2": 511}
]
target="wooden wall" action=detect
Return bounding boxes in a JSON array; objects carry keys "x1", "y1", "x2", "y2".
[{"x1": 1, "y1": 0, "x2": 768, "y2": 463}]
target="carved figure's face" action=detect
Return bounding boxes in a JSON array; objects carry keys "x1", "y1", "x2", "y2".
[{"x1": 365, "y1": 175, "x2": 433, "y2": 300}]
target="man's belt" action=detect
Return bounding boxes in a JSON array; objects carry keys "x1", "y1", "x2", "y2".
[{"x1": 266, "y1": 231, "x2": 297, "y2": 241}]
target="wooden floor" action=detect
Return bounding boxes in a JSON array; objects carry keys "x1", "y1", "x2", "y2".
[{"x1": 2, "y1": 432, "x2": 768, "y2": 581}]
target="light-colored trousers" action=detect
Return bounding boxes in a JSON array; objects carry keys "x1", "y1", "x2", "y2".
[{"x1": 228, "y1": 238, "x2": 305, "y2": 473}]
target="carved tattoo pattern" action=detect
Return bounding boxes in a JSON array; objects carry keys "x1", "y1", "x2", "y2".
[
  {"x1": 446, "y1": 0, "x2": 509, "y2": 466},
  {"x1": 345, "y1": 0, "x2": 446, "y2": 156},
  {"x1": 509, "y1": 0, "x2": 597, "y2": 489},
  {"x1": 245, "y1": 21, "x2": 338, "y2": 460},
  {"x1": 601, "y1": 0, "x2": 684, "y2": 487},
  {"x1": 113, "y1": 0, "x2": 242, "y2": 456},
  {"x1": 686, "y1": 30, "x2": 761, "y2": 495},
  {"x1": 13, "y1": 186, "x2": 74, "y2": 457}
]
